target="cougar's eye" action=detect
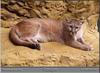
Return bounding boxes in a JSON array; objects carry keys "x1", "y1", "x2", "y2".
[
  {"x1": 69, "y1": 26, "x2": 73, "y2": 28},
  {"x1": 68, "y1": 26, "x2": 72, "y2": 31},
  {"x1": 76, "y1": 27, "x2": 78, "y2": 29}
]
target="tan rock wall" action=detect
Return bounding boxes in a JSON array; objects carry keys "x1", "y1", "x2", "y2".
[{"x1": 1, "y1": 0, "x2": 99, "y2": 29}]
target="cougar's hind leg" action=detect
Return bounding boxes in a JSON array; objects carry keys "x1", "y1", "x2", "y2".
[
  {"x1": 31, "y1": 38, "x2": 40, "y2": 50},
  {"x1": 22, "y1": 38, "x2": 40, "y2": 50}
]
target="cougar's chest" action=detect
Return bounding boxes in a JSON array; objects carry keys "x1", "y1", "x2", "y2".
[{"x1": 75, "y1": 28, "x2": 83, "y2": 40}]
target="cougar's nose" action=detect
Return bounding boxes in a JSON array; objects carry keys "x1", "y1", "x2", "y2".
[
  {"x1": 70, "y1": 28, "x2": 76, "y2": 35},
  {"x1": 71, "y1": 28, "x2": 75, "y2": 33}
]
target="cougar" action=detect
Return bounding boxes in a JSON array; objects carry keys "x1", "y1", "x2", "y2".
[{"x1": 9, "y1": 18, "x2": 93, "y2": 51}]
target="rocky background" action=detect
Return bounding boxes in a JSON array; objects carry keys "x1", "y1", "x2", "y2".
[{"x1": 1, "y1": 0, "x2": 99, "y2": 67}]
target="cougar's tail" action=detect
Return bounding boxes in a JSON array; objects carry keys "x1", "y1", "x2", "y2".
[{"x1": 9, "y1": 27, "x2": 40, "y2": 49}]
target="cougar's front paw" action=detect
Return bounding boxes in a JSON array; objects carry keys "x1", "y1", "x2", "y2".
[{"x1": 83, "y1": 45, "x2": 94, "y2": 51}]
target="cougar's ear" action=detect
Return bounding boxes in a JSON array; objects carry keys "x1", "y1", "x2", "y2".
[
  {"x1": 80, "y1": 20, "x2": 84, "y2": 25},
  {"x1": 79, "y1": 17, "x2": 84, "y2": 24},
  {"x1": 63, "y1": 18, "x2": 70, "y2": 25},
  {"x1": 63, "y1": 19, "x2": 67, "y2": 25}
]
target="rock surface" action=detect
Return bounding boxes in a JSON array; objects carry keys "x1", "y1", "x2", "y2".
[
  {"x1": 1, "y1": 28, "x2": 99, "y2": 67},
  {"x1": 1, "y1": 0, "x2": 99, "y2": 67}
]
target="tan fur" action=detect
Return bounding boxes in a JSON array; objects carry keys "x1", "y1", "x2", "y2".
[{"x1": 9, "y1": 18, "x2": 93, "y2": 51}]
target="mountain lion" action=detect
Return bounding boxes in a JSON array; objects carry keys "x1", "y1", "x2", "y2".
[{"x1": 9, "y1": 18, "x2": 93, "y2": 51}]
